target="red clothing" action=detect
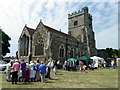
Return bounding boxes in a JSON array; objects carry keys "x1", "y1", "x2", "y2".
[{"x1": 25, "y1": 68, "x2": 30, "y2": 82}]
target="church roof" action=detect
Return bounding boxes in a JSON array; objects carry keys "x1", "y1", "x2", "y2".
[
  {"x1": 23, "y1": 21, "x2": 77, "y2": 41},
  {"x1": 26, "y1": 26, "x2": 36, "y2": 35},
  {"x1": 44, "y1": 25, "x2": 77, "y2": 40}
]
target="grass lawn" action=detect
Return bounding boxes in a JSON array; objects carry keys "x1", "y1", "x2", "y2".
[
  {"x1": 1, "y1": 68, "x2": 118, "y2": 88},
  {"x1": 0, "y1": 71, "x2": 2, "y2": 89}
]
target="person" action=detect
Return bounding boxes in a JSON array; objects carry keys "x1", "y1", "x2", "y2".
[
  {"x1": 66, "y1": 60, "x2": 70, "y2": 71},
  {"x1": 98, "y1": 61, "x2": 101, "y2": 68},
  {"x1": 20, "y1": 59, "x2": 27, "y2": 83},
  {"x1": 63, "y1": 60, "x2": 67, "y2": 70},
  {"x1": 83, "y1": 65, "x2": 87, "y2": 73},
  {"x1": 70, "y1": 61, "x2": 75, "y2": 71},
  {"x1": 25, "y1": 61, "x2": 30, "y2": 82},
  {"x1": 91, "y1": 61, "x2": 95, "y2": 70},
  {"x1": 29, "y1": 61, "x2": 36, "y2": 82},
  {"x1": 69, "y1": 61, "x2": 72, "y2": 71},
  {"x1": 104, "y1": 61, "x2": 106, "y2": 68},
  {"x1": 33, "y1": 61, "x2": 37, "y2": 81},
  {"x1": 51, "y1": 60, "x2": 54, "y2": 69},
  {"x1": 76, "y1": 60, "x2": 79, "y2": 69},
  {"x1": 6, "y1": 60, "x2": 12, "y2": 81},
  {"x1": 35, "y1": 59, "x2": 40, "y2": 81},
  {"x1": 89, "y1": 62, "x2": 94, "y2": 70},
  {"x1": 11, "y1": 60, "x2": 20, "y2": 84},
  {"x1": 57, "y1": 60, "x2": 60, "y2": 69},
  {"x1": 46, "y1": 59, "x2": 53, "y2": 79},
  {"x1": 53, "y1": 60, "x2": 57, "y2": 75},
  {"x1": 39, "y1": 61, "x2": 46, "y2": 83},
  {"x1": 72, "y1": 61, "x2": 76, "y2": 71},
  {"x1": 79, "y1": 60, "x2": 83, "y2": 71},
  {"x1": 106, "y1": 61, "x2": 109, "y2": 69},
  {"x1": 111, "y1": 60, "x2": 115, "y2": 69}
]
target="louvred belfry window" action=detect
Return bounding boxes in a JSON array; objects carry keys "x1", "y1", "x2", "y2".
[{"x1": 74, "y1": 21, "x2": 78, "y2": 26}]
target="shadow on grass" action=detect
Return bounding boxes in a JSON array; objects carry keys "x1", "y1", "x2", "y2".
[
  {"x1": 49, "y1": 78, "x2": 59, "y2": 80},
  {"x1": 16, "y1": 82, "x2": 33, "y2": 85},
  {"x1": 56, "y1": 73, "x2": 63, "y2": 75},
  {"x1": 45, "y1": 81, "x2": 54, "y2": 83}
]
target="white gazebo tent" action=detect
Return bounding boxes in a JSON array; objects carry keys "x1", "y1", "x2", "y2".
[
  {"x1": 116, "y1": 58, "x2": 120, "y2": 66},
  {"x1": 91, "y1": 56, "x2": 104, "y2": 68}
]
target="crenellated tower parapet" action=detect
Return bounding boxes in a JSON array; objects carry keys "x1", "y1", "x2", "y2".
[{"x1": 68, "y1": 6, "x2": 89, "y2": 19}]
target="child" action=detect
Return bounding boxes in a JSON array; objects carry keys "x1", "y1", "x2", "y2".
[{"x1": 83, "y1": 65, "x2": 87, "y2": 73}]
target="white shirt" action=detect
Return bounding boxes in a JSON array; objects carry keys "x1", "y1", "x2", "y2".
[{"x1": 47, "y1": 62, "x2": 54, "y2": 67}]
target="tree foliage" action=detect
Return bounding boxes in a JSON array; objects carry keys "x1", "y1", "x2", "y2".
[
  {"x1": 0, "y1": 29, "x2": 11, "y2": 56},
  {"x1": 106, "y1": 48, "x2": 120, "y2": 58}
]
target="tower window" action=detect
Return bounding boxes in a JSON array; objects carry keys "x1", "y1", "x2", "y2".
[{"x1": 74, "y1": 21, "x2": 78, "y2": 26}]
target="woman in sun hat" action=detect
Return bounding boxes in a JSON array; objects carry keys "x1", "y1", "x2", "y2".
[
  {"x1": 29, "y1": 61, "x2": 36, "y2": 82},
  {"x1": 6, "y1": 60, "x2": 12, "y2": 81},
  {"x1": 11, "y1": 59, "x2": 20, "y2": 84}
]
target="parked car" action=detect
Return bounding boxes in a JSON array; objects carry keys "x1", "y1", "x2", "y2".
[{"x1": 0, "y1": 60, "x2": 7, "y2": 71}]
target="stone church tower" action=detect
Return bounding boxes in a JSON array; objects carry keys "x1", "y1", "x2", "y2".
[{"x1": 68, "y1": 6, "x2": 97, "y2": 56}]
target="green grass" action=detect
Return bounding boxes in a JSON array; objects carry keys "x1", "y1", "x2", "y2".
[
  {"x1": 1, "y1": 68, "x2": 118, "y2": 88},
  {"x1": 0, "y1": 71, "x2": 2, "y2": 89}
]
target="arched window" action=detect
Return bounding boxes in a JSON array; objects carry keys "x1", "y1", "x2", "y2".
[
  {"x1": 22, "y1": 34, "x2": 26, "y2": 56},
  {"x1": 35, "y1": 43, "x2": 44, "y2": 56},
  {"x1": 59, "y1": 45, "x2": 65, "y2": 58},
  {"x1": 67, "y1": 46, "x2": 71, "y2": 58},
  {"x1": 70, "y1": 48, "x2": 74, "y2": 58},
  {"x1": 34, "y1": 34, "x2": 44, "y2": 56},
  {"x1": 20, "y1": 34, "x2": 29, "y2": 56}
]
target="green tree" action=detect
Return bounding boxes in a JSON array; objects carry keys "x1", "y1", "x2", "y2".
[
  {"x1": 106, "y1": 48, "x2": 113, "y2": 57},
  {"x1": 118, "y1": 49, "x2": 120, "y2": 58},
  {"x1": 106, "y1": 48, "x2": 120, "y2": 58},
  {"x1": 0, "y1": 29, "x2": 11, "y2": 56}
]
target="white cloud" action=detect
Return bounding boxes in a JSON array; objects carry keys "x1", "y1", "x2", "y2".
[
  {"x1": 45, "y1": 2, "x2": 55, "y2": 10},
  {"x1": 92, "y1": 3, "x2": 117, "y2": 28}
]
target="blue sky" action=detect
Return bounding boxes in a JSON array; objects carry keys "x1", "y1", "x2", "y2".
[{"x1": 0, "y1": 0, "x2": 118, "y2": 56}]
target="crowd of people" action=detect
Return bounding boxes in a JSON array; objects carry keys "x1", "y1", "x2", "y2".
[
  {"x1": 5, "y1": 58, "x2": 116, "y2": 84},
  {"x1": 63, "y1": 59, "x2": 116, "y2": 72},
  {"x1": 5, "y1": 58, "x2": 59, "y2": 84},
  {"x1": 63, "y1": 60, "x2": 93, "y2": 73},
  {"x1": 101, "y1": 60, "x2": 116, "y2": 69}
]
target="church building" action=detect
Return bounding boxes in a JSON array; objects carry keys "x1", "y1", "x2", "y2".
[{"x1": 18, "y1": 6, "x2": 97, "y2": 63}]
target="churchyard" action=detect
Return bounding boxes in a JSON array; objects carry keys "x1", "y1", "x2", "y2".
[{"x1": 1, "y1": 67, "x2": 118, "y2": 88}]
